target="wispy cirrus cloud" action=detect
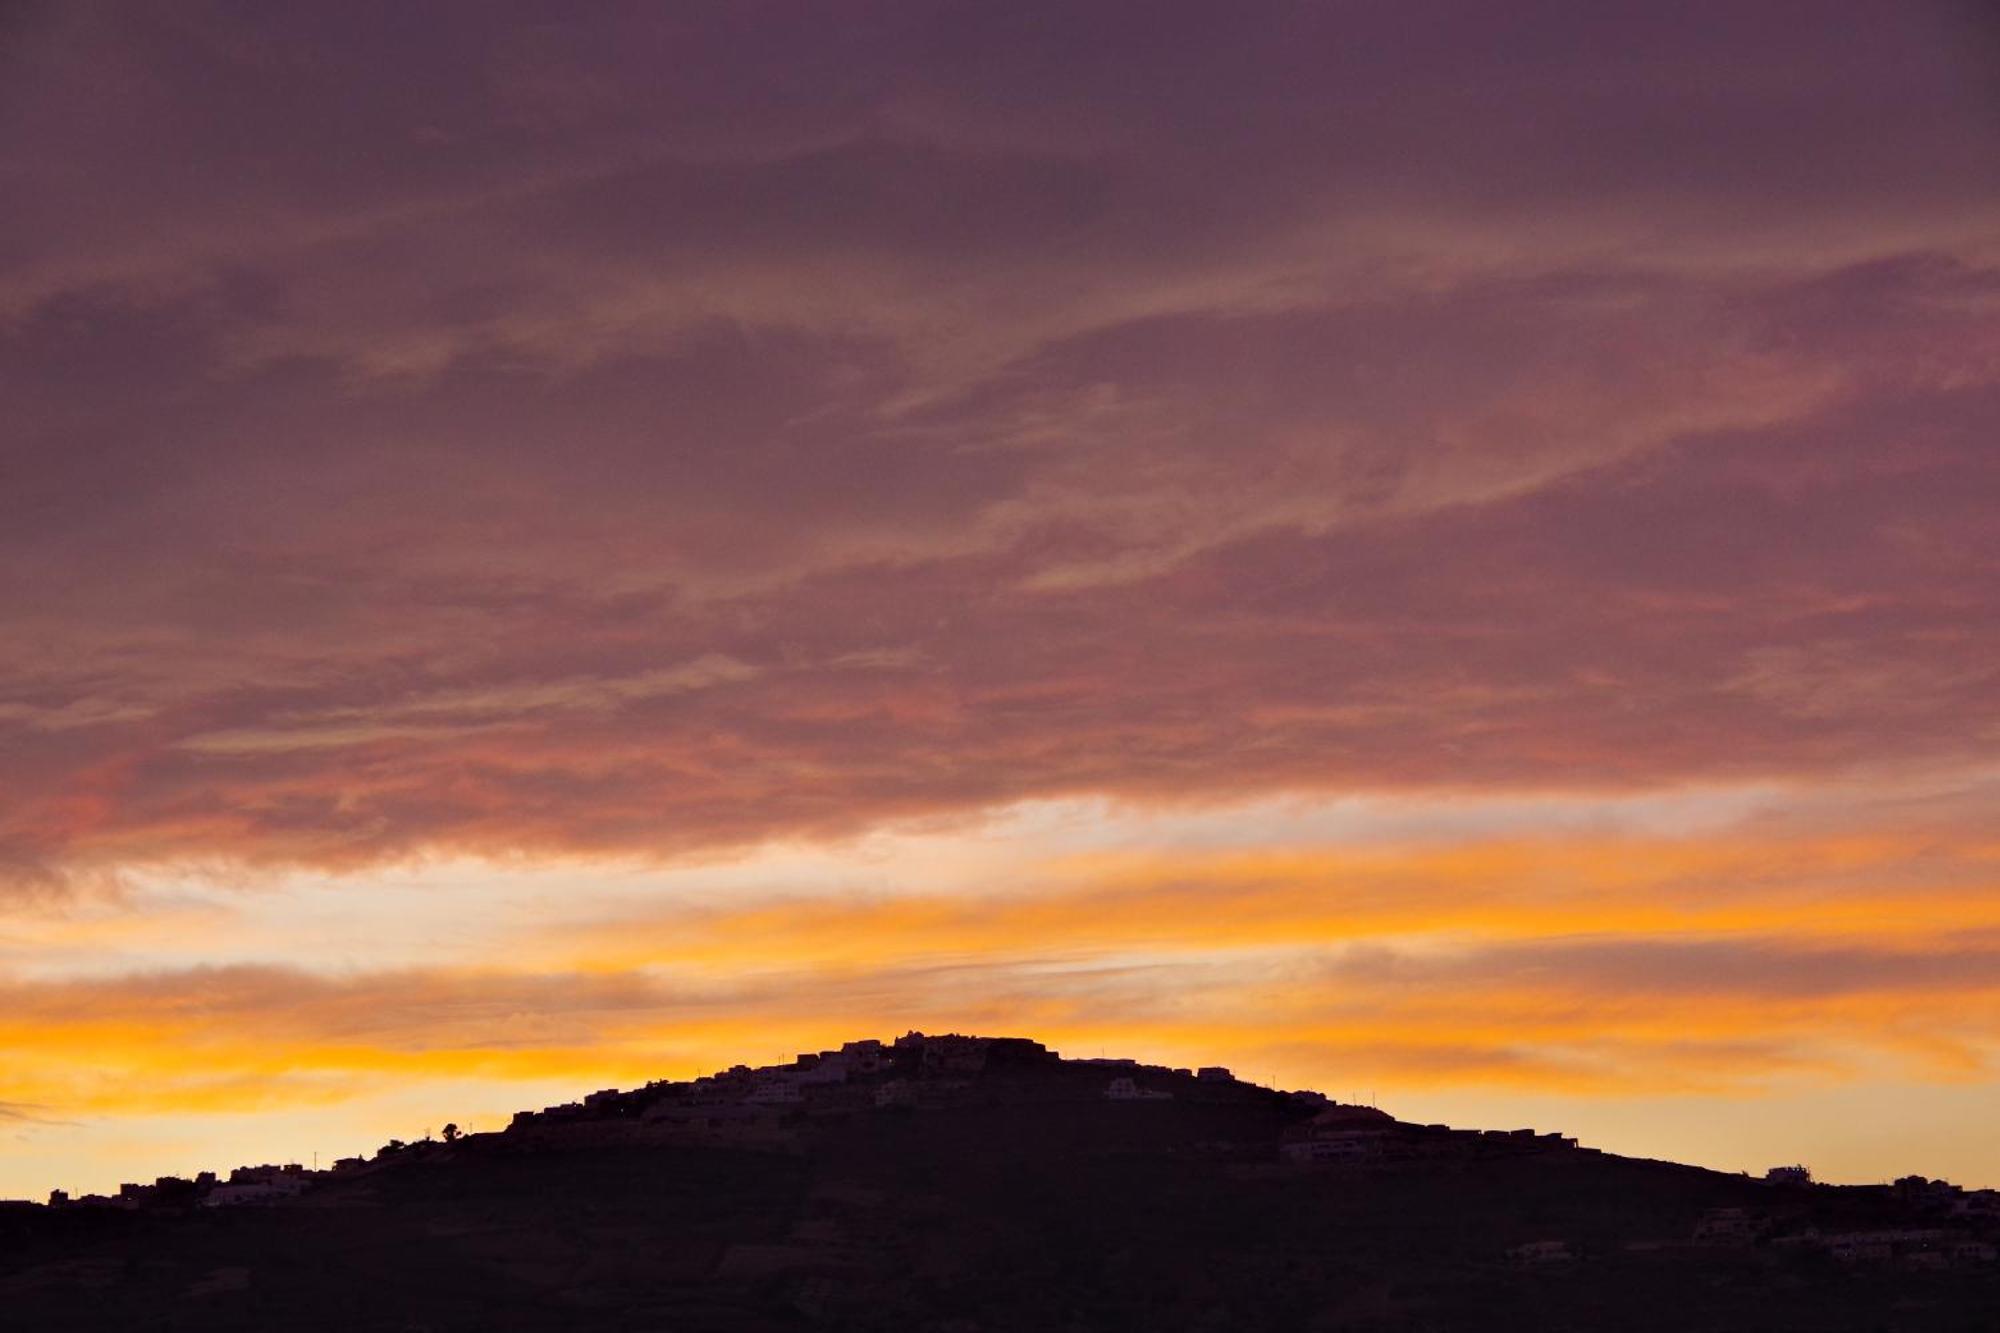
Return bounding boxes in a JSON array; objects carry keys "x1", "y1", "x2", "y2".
[
  {"x1": 5, "y1": 369, "x2": 1995, "y2": 894},
  {"x1": 175, "y1": 655, "x2": 760, "y2": 755},
  {"x1": 0, "y1": 1101, "x2": 81, "y2": 1128}
]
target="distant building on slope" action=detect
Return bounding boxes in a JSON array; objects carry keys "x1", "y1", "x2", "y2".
[
  {"x1": 1105, "y1": 1076, "x2": 1172, "y2": 1101},
  {"x1": 1508, "y1": 1239, "x2": 1574, "y2": 1265}
]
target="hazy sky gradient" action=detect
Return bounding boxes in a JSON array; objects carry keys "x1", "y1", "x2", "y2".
[{"x1": 2, "y1": 1, "x2": 1996, "y2": 1198}]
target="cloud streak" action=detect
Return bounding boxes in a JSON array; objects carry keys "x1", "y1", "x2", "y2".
[{"x1": 4, "y1": 814, "x2": 1996, "y2": 1128}]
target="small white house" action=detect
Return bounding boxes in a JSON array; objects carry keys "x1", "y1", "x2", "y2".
[
  {"x1": 1105, "y1": 1077, "x2": 1172, "y2": 1102},
  {"x1": 746, "y1": 1078, "x2": 804, "y2": 1105},
  {"x1": 873, "y1": 1080, "x2": 915, "y2": 1108},
  {"x1": 1509, "y1": 1240, "x2": 1574, "y2": 1265}
]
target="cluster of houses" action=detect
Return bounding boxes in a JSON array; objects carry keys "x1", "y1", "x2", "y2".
[
  {"x1": 1098, "y1": 1063, "x2": 1237, "y2": 1102},
  {"x1": 1278, "y1": 1104, "x2": 1580, "y2": 1166},
  {"x1": 500, "y1": 1037, "x2": 1330, "y2": 1150},
  {"x1": 1770, "y1": 1175, "x2": 2000, "y2": 1266},
  {"x1": 503, "y1": 1033, "x2": 1058, "y2": 1147},
  {"x1": 1783, "y1": 1228, "x2": 1998, "y2": 1267},
  {"x1": 1530, "y1": 1175, "x2": 2000, "y2": 1271},
  {"x1": 1687, "y1": 1203, "x2": 1998, "y2": 1268},
  {"x1": 46, "y1": 1030, "x2": 1192, "y2": 1204},
  {"x1": 40, "y1": 1034, "x2": 1609, "y2": 1207},
  {"x1": 46, "y1": 1160, "x2": 356, "y2": 1212},
  {"x1": 1524, "y1": 1220, "x2": 2000, "y2": 1272},
  {"x1": 1893, "y1": 1173, "x2": 2000, "y2": 1218},
  {"x1": 1104, "y1": 1075, "x2": 1174, "y2": 1101}
]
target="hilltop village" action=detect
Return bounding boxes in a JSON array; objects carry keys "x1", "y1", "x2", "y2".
[
  {"x1": 4, "y1": 1033, "x2": 1996, "y2": 1331},
  {"x1": 41, "y1": 1032, "x2": 1587, "y2": 1208},
  {"x1": 498, "y1": 1032, "x2": 1581, "y2": 1161},
  {"x1": 23, "y1": 1031, "x2": 2000, "y2": 1281}
]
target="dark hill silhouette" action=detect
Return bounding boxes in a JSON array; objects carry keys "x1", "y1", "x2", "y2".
[{"x1": 4, "y1": 1033, "x2": 1996, "y2": 1331}]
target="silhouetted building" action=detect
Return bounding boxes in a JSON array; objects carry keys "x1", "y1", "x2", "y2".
[
  {"x1": 1105, "y1": 1076, "x2": 1171, "y2": 1101},
  {"x1": 1282, "y1": 1133, "x2": 1385, "y2": 1163},
  {"x1": 1693, "y1": 1208, "x2": 1764, "y2": 1244}
]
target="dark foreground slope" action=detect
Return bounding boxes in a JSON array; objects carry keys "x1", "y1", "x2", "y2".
[{"x1": 4, "y1": 1040, "x2": 1996, "y2": 1332}]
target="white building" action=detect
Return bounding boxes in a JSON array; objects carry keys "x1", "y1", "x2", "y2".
[
  {"x1": 874, "y1": 1080, "x2": 915, "y2": 1108},
  {"x1": 1281, "y1": 1132, "x2": 1385, "y2": 1163},
  {"x1": 1105, "y1": 1077, "x2": 1172, "y2": 1101},
  {"x1": 1692, "y1": 1208, "x2": 1762, "y2": 1243},
  {"x1": 746, "y1": 1078, "x2": 804, "y2": 1105},
  {"x1": 799, "y1": 1056, "x2": 851, "y2": 1085},
  {"x1": 841, "y1": 1039, "x2": 887, "y2": 1074}
]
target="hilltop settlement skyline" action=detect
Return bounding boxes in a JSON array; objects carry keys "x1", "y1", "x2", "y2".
[
  {"x1": 22, "y1": 1031, "x2": 1995, "y2": 1209},
  {"x1": 8, "y1": 1032, "x2": 1998, "y2": 1330}
]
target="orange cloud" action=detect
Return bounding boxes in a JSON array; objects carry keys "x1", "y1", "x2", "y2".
[
  {"x1": 521, "y1": 830, "x2": 2000, "y2": 972},
  {"x1": 3, "y1": 821, "x2": 1996, "y2": 1128}
]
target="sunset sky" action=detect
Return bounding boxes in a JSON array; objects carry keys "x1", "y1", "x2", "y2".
[{"x1": 3, "y1": 2, "x2": 1998, "y2": 1201}]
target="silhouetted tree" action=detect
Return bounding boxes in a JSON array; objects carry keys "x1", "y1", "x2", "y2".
[{"x1": 442, "y1": 1123, "x2": 461, "y2": 1142}]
